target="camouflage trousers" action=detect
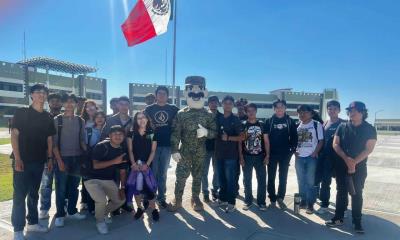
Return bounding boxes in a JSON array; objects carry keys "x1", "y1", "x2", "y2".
[{"x1": 174, "y1": 152, "x2": 205, "y2": 199}]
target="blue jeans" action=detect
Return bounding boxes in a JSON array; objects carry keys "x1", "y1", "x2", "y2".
[
  {"x1": 295, "y1": 156, "x2": 317, "y2": 207},
  {"x1": 217, "y1": 159, "x2": 238, "y2": 205},
  {"x1": 11, "y1": 161, "x2": 44, "y2": 232},
  {"x1": 242, "y1": 154, "x2": 266, "y2": 206},
  {"x1": 39, "y1": 163, "x2": 54, "y2": 211},
  {"x1": 151, "y1": 146, "x2": 171, "y2": 202},
  {"x1": 315, "y1": 153, "x2": 334, "y2": 208},
  {"x1": 201, "y1": 150, "x2": 219, "y2": 196},
  {"x1": 54, "y1": 156, "x2": 81, "y2": 217}
]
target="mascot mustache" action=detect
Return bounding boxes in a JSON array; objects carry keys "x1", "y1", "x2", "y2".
[{"x1": 188, "y1": 92, "x2": 204, "y2": 100}]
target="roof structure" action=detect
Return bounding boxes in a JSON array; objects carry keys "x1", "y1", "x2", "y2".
[{"x1": 18, "y1": 57, "x2": 97, "y2": 75}]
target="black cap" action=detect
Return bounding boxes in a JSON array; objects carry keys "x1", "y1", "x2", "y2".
[
  {"x1": 327, "y1": 100, "x2": 341, "y2": 109},
  {"x1": 208, "y1": 95, "x2": 219, "y2": 103},
  {"x1": 185, "y1": 76, "x2": 206, "y2": 87},
  {"x1": 109, "y1": 125, "x2": 125, "y2": 135},
  {"x1": 346, "y1": 101, "x2": 366, "y2": 112}
]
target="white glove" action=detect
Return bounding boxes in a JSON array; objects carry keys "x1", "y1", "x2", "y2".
[
  {"x1": 197, "y1": 124, "x2": 208, "y2": 138},
  {"x1": 172, "y1": 152, "x2": 182, "y2": 162}
]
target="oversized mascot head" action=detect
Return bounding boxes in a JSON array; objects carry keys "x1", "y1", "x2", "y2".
[{"x1": 184, "y1": 76, "x2": 208, "y2": 109}]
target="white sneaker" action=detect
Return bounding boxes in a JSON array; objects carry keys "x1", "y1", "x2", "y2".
[
  {"x1": 13, "y1": 231, "x2": 25, "y2": 240},
  {"x1": 96, "y1": 221, "x2": 108, "y2": 234},
  {"x1": 26, "y1": 224, "x2": 48, "y2": 233},
  {"x1": 225, "y1": 204, "x2": 236, "y2": 213},
  {"x1": 55, "y1": 217, "x2": 65, "y2": 227},
  {"x1": 316, "y1": 207, "x2": 328, "y2": 215},
  {"x1": 67, "y1": 212, "x2": 86, "y2": 220},
  {"x1": 39, "y1": 210, "x2": 49, "y2": 219}
]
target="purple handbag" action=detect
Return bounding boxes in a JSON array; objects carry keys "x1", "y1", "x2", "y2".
[{"x1": 126, "y1": 168, "x2": 158, "y2": 197}]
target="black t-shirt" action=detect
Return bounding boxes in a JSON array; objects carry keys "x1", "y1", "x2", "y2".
[
  {"x1": 215, "y1": 113, "x2": 243, "y2": 160},
  {"x1": 242, "y1": 120, "x2": 266, "y2": 156},
  {"x1": 265, "y1": 115, "x2": 297, "y2": 155},
  {"x1": 336, "y1": 121, "x2": 377, "y2": 165},
  {"x1": 144, "y1": 103, "x2": 179, "y2": 147},
  {"x1": 323, "y1": 119, "x2": 345, "y2": 156},
  {"x1": 89, "y1": 140, "x2": 128, "y2": 180},
  {"x1": 11, "y1": 106, "x2": 56, "y2": 164},
  {"x1": 127, "y1": 129, "x2": 156, "y2": 164},
  {"x1": 205, "y1": 111, "x2": 223, "y2": 152}
]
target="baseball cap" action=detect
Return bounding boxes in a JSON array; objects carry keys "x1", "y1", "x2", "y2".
[
  {"x1": 109, "y1": 125, "x2": 125, "y2": 135},
  {"x1": 345, "y1": 101, "x2": 366, "y2": 112}
]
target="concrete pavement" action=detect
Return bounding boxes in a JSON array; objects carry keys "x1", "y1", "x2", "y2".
[{"x1": 0, "y1": 135, "x2": 399, "y2": 240}]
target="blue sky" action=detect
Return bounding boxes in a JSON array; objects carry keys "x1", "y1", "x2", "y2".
[{"x1": 0, "y1": 0, "x2": 399, "y2": 120}]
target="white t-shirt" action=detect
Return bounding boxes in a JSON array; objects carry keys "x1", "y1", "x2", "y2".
[{"x1": 296, "y1": 120, "x2": 324, "y2": 157}]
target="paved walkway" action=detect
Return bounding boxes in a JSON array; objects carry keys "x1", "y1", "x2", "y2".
[{"x1": 0, "y1": 135, "x2": 399, "y2": 240}]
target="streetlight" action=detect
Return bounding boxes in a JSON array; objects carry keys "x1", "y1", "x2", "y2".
[{"x1": 374, "y1": 109, "x2": 384, "y2": 130}]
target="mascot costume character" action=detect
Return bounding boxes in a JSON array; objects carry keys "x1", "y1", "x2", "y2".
[{"x1": 167, "y1": 76, "x2": 217, "y2": 212}]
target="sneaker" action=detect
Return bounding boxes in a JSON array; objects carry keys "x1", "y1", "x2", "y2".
[
  {"x1": 325, "y1": 219, "x2": 344, "y2": 227},
  {"x1": 80, "y1": 203, "x2": 88, "y2": 211},
  {"x1": 306, "y1": 206, "x2": 314, "y2": 215},
  {"x1": 134, "y1": 208, "x2": 144, "y2": 220},
  {"x1": 55, "y1": 217, "x2": 65, "y2": 227},
  {"x1": 143, "y1": 200, "x2": 149, "y2": 210},
  {"x1": 316, "y1": 207, "x2": 328, "y2": 215},
  {"x1": 203, "y1": 195, "x2": 210, "y2": 203},
  {"x1": 122, "y1": 204, "x2": 134, "y2": 213},
  {"x1": 159, "y1": 200, "x2": 168, "y2": 209},
  {"x1": 259, "y1": 204, "x2": 267, "y2": 211},
  {"x1": 242, "y1": 203, "x2": 252, "y2": 211},
  {"x1": 96, "y1": 221, "x2": 108, "y2": 234},
  {"x1": 152, "y1": 209, "x2": 160, "y2": 222},
  {"x1": 269, "y1": 201, "x2": 277, "y2": 208},
  {"x1": 277, "y1": 198, "x2": 287, "y2": 210},
  {"x1": 39, "y1": 210, "x2": 49, "y2": 219},
  {"x1": 26, "y1": 224, "x2": 48, "y2": 233},
  {"x1": 13, "y1": 231, "x2": 25, "y2": 240},
  {"x1": 354, "y1": 223, "x2": 364, "y2": 234},
  {"x1": 67, "y1": 212, "x2": 86, "y2": 220},
  {"x1": 112, "y1": 209, "x2": 121, "y2": 216},
  {"x1": 225, "y1": 204, "x2": 236, "y2": 213}
]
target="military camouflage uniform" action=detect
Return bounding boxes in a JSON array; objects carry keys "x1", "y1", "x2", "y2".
[{"x1": 171, "y1": 107, "x2": 217, "y2": 200}]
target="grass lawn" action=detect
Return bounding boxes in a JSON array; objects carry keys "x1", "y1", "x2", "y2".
[
  {"x1": 0, "y1": 138, "x2": 11, "y2": 145},
  {"x1": 0, "y1": 154, "x2": 13, "y2": 201}
]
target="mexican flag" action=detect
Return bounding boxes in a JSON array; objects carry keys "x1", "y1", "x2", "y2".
[{"x1": 121, "y1": 0, "x2": 172, "y2": 47}]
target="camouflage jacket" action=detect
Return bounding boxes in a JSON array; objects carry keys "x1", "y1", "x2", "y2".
[{"x1": 171, "y1": 107, "x2": 217, "y2": 155}]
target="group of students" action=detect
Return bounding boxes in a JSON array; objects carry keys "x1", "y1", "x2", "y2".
[{"x1": 10, "y1": 83, "x2": 377, "y2": 240}]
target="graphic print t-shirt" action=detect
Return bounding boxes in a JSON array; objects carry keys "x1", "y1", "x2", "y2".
[
  {"x1": 297, "y1": 120, "x2": 324, "y2": 157},
  {"x1": 145, "y1": 104, "x2": 179, "y2": 147},
  {"x1": 243, "y1": 121, "x2": 266, "y2": 156}
]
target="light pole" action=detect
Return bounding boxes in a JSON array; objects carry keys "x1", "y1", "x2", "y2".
[{"x1": 374, "y1": 109, "x2": 384, "y2": 130}]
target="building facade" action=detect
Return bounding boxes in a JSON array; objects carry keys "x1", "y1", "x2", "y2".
[
  {"x1": 375, "y1": 119, "x2": 400, "y2": 134},
  {"x1": 0, "y1": 58, "x2": 107, "y2": 125},
  {"x1": 129, "y1": 82, "x2": 338, "y2": 121}
]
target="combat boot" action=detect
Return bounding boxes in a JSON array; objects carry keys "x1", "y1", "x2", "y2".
[
  {"x1": 167, "y1": 197, "x2": 182, "y2": 212},
  {"x1": 191, "y1": 197, "x2": 204, "y2": 212}
]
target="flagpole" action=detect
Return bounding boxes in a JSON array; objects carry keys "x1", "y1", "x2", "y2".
[{"x1": 172, "y1": 0, "x2": 177, "y2": 106}]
